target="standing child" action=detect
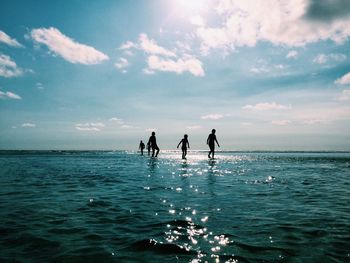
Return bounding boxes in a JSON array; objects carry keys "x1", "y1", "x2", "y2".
[
  {"x1": 177, "y1": 134, "x2": 190, "y2": 159},
  {"x1": 148, "y1": 131, "x2": 160, "y2": 157},
  {"x1": 207, "y1": 129, "x2": 220, "y2": 159},
  {"x1": 139, "y1": 140, "x2": 145, "y2": 155}
]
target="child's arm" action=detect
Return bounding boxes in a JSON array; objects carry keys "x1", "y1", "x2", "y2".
[
  {"x1": 215, "y1": 138, "x2": 220, "y2": 147},
  {"x1": 177, "y1": 140, "x2": 181, "y2": 148},
  {"x1": 187, "y1": 141, "x2": 190, "y2": 148}
]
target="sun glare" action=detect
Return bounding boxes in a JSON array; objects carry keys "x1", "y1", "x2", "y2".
[{"x1": 171, "y1": 0, "x2": 210, "y2": 15}]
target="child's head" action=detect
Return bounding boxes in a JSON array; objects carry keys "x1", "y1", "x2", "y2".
[
  {"x1": 152, "y1": 131, "x2": 155, "y2": 136},
  {"x1": 212, "y1": 129, "x2": 216, "y2": 134},
  {"x1": 184, "y1": 134, "x2": 188, "y2": 138}
]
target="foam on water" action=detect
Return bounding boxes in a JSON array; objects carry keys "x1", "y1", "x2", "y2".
[{"x1": 0, "y1": 151, "x2": 349, "y2": 262}]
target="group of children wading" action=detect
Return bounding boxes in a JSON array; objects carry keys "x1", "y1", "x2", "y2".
[{"x1": 139, "y1": 129, "x2": 220, "y2": 159}]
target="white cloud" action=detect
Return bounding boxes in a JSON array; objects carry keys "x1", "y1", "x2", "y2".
[
  {"x1": 0, "y1": 90, "x2": 21, "y2": 100},
  {"x1": 286, "y1": 50, "x2": 298, "y2": 59},
  {"x1": 201, "y1": 114, "x2": 224, "y2": 120},
  {"x1": 337, "y1": 90, "x2": 350, "y2": 101},
  {"x1": 120, "y1": 34, "x2": 177, "y2": 58},
  {"x1": 119, "y1": 41, "x2": 137, "y2": 50},
  {"x1": 142, "y1": 68, "x2": 155, "y2": 75},
  {"x1": 187, "y1": 125, "x2": 202, "y2": 130},
  {"x1": 146, "y1": 55, "x2": 205, "y2": 76},
  {"x1": 31, "y1": 27, "x2": 109, "y2": 65},
  {"x1": 195, "y1": 0, "x2": 350, "y2": 53},
  {"x1": 0, "y1": 54, "x2": 23, "y2": 78},
  {"x1": 190, "y1": 15, "x2": 205, "y2": 27},
  {"x1": 109, "y1": 117, "x2": 124, "y2": 124},
  {"x1": 0, "y1": 30, "x2": 23, "y2": 47},
  {"x1": 313, "y1": 54, "x2": 327, "y2": 64},
  {"x1": 250, "y1": 60, "x2": 287, "y2": 75},
  {"x1": 176, "y1": 41, "x2": 191, "y2": 52},
  {"x1": 115, "y1": 57, "x2": 129, "y2": 72},
  {"x1": 313, "y1": 53, "x2": 346, "y2": 64},
  {"x1": 243, "y1": 102, "x2": 291, "y2": 110},
  {"x1": 123, "y1": 50, "x2": 134, "y2": 56},
  {"x1": 119, "y1": 33, "x2": 204, "y2": 76},
  {"x1": 145, "y1": 128, "x2": 157, "y2": 132},
  {"x1": 250, "y1": 66, "x2": 269, "y2": 74},
  {"x1": 22, "y1": 123, "x2": 36, "y2": 128},
  {"x1": 302, "y1": 119, "x2": 328, "y2": 125},
  {"x1": 271, "y1": 120, "x2": 291, "y2": 126},
  {"x1": 36, "y1": 82, "x2": 44, "y2": 90},
  {"x1": 139, "y1": 33, "x2": 176, "y2": 57},
  {"x1": 335, "y1": 72, "x2": 350, "y2": 85},
  {"x1": 75, "y1": 122, "x2": 105, "y2": 131}
]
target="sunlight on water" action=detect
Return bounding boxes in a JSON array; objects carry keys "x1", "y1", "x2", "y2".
[{"x1": 0, "y1": 151, "x2": 349, "y2": 262}]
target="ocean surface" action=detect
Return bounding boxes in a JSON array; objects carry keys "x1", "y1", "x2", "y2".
[{"x1": 0, "y1": 151, "x2": 349, "y2": 263}]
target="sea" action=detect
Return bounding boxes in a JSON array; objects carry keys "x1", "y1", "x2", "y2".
[{"x1": 0, "y1": 150, "x2": 349, "y2": 263}]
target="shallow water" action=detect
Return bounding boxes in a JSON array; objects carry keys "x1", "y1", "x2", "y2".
[{"x1": 0, "y1": 151, "x2": 349, "y2": 262}]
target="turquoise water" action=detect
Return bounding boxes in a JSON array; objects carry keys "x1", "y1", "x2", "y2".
[{"x1": 0, "y1": 151, "x2": 349, "y2": 262}]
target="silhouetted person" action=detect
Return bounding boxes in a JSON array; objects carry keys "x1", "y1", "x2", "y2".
[
  {"x1": 148, "y1": 131, "x2": 160, "y2": 157},
  {"x1": 207, "y1": 129, "x2": 220, "y2": 159},
  {"x1": 139, "y1": 140, "x2": 145, "y2": 155},
  {"x1": 146, "y1": 142, "x2": 151, "y2": 156},
  {"x1": 177, "y1": 134, "x2": 190, "y2": 159}
]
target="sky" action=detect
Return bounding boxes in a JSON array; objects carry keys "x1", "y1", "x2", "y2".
[{"x1": 0, "y1": 0, "x2": 350, "y2": 151}]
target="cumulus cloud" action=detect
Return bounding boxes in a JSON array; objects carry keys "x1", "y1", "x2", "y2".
[
  {"x1": 75, "y1": 122, "x2": 105, "y2": 131},
  {"x1": 120, "y1": 34, "x2": 176, "y2": 57},
  {"x1": 0, "y1": 54, "x2": 23, "y2": 78},
  {"x1": 335, "y1": 72, "x2": 350, "y2": 85},
  {"x1": 337, "y1": 90, "x2": 350, "y2": 101},
  {"x1": 0, "y1": 90, "x2": 22, "y2": 100},
  {"x1": 243, "y1": 102, "x2": 291, "y2": 110},
  {"x1": 195, "y1": 0, "x2": 350, "y2": 53},
  {"x1": 272, "y1": 120, "x2": 291, "y2": 126},
  {"x1": 115, "y1": 57, "x2": 129, "y2": 73},
  {"x1": 22, "y1": 123, "x2": 36, "y2": 128},
  {"x1": 201, "y1": 114, "x2": 224, "y2": 120},
  {"x1": 0, "y1": 30, "x2": 23, "y2": 47},
  {"x1": 119, "y1": 33, "x2": 205, "y2": 77},
  {"x1": 119, "y1": 41, "x2": 137, "y2": 50},
  {"x1": 286, "y1": 50, "x2": 298, "y2": 59},
  {"x1": 139, "y1": 33, "x2": 176, "y2": 57},
  {"x1": 146, "y1": 55, "x2": 204, "y2": 76},
  {"x1": 31, "y1": 27, "x2": 109, "y2": 65},
  {"x1": 313, "y1": 53, "x2": 346, "y2": 64}
]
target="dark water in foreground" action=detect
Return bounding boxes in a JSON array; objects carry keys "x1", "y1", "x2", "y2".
[{"x1": 0, "y1": 151, "x2": 349, "y2": 263}]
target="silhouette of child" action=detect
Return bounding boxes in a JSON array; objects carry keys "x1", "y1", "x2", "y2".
[
  {"x1": 148, "y1": 131, "x2": 160, "y2": 157},
  {"x1": 207, "y1": 129, "x2": 220, "y2": 159},
  {"x1": 177, "y1": 134, "x2": 190, "y2": 159},
  {"x1": 139, "y1": 140, "x2": 145, "y2": 155}
]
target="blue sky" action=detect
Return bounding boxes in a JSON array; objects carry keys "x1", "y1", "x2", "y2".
[{"x1": 1, "y1": 0, "x2": 350, "y2": 150}]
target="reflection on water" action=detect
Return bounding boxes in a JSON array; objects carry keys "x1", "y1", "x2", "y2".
[{"x1": 0, "y1": 151, "x2": 349, "y2": 262}]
